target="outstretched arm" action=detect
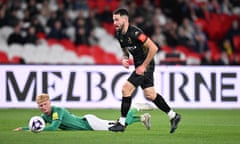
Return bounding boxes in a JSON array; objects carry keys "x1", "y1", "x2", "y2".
[
  {"x1": 43, "y1": 120, "x2": 61, "y2": 131},
  {"x1": 13, "y1": 127, "x2": 29, "y2": 131},
  {"x1": 13, "y1": 120, "x2": 61, "y2": 131}
]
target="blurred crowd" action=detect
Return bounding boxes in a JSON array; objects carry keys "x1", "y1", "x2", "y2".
[{"x1": 0, "y1": 0, "x2": 240, "y2": 65}]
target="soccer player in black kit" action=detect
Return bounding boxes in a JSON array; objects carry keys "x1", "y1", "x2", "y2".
[{"x1": 109, "y1": 8, "x2": 181, "y2": 133}]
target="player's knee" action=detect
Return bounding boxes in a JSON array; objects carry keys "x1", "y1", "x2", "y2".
[
  {"x1": 145, "y1": 94, "x2": 155, "y2": 100},
  {"x1": 144, "y1": 91, "x2": 156, "y2": 100},
  {"x1": 122, "y1": 82, "x2": 134, "y2": 96}
]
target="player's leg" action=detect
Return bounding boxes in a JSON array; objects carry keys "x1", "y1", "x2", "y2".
[
  {"x1": 109, "y1": 81, "x2": 135, "y2": 132},
  {"x1": 109, "y1": 72, "x2": 143, "y2": 132},
  {"x1": 83, "y1": 114, "x2": 116, "y2": 131},
  {"x1": 125, "y1": 108, "x2": 139, "y2": 125},
  {"x1": 143, "y1": 87, "x2": 181, "y2": 133},
  {"x1": 126, "y1": 108, "x2": 151, "y2": 130},
  {"x1": 142, "y1": 72, "x2": 181, "y2": 133},
  {"x1": 119, "y1": 81, "x2": 135, "y2": 125}
]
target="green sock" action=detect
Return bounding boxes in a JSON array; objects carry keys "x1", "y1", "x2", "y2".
[{"x1": 125, "y1": 108, "x2": 141, "y2": 125}]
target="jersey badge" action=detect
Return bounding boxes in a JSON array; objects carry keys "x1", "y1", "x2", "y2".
[{"x1": 52, "y1": 112, "x2": 59, "y2": 120}]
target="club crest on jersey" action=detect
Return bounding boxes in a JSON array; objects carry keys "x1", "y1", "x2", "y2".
[{"x1": 127, "y1": 37, "x2": 132, "y2": 44}]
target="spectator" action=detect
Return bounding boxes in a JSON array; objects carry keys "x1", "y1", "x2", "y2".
[
  {"x1": 75, "y1": 26, "x2": 89, "y2": 46},
  {"x1": 7, "y1": 21, "x2": 25, "y2": 45},
  {"x1": 27, "y1": 0, "x2": 39, "y2": 19},
  {"x1": 74, "y1": 10, "x2": 91, "y2": 37},
  {"x1": 154, "y1": 8, "x2": 167, "y2": 27},
  {"x1": 24, "y1": 25, "x2": 39, "y2": 45},
  {"x1": 0, "y1": 4, "x2": 6, "y2": 28},
  {"x1": 30, "y1": 16, "x2": 45, "y2": 35},
  {"x1": 22, "y1": 9, "x2": 31, "y2": 26},
  {"x1": 177, "y1": 26, "x2": 195, "y2": 49},
  {"x1": 179, "y1": 18, "x2": 195, "y2": 41},
  {"x1": 178, "y1": 18, "x2": 195, "y2": 49},
  {"x1": 40, "y1": 0, "x2": 51, "y2": 18},
  {"x1": 4, "y1": 7, "x2": 19, "y2": 27},
  {"x1": 47, "y1": 20, "x2": 68, "y2": 40},
  {"x1": 192, "y1": 23, "x2": 210, "y2": 64},
  {"x1": 164, "y1": 19, "x2": 179, "y2": 48},
  {"x1": 98, "y1": 5, "x2": 113, "y2": 23},
  {"x1": 46, "y1": 11, "x2": 58, "y2": 29},
  {"x1": 88, "y1": 29, "x2": 99, "y2": 46},
  {"x1": 151, "y1": 26, "x2": 167, "y2": 48},
  {"x1": 60, "y1": 11, "x2": 73, "y2": 29},
  {"x1": 223, "y1": 19, "x2": 240, "y2": 55}
]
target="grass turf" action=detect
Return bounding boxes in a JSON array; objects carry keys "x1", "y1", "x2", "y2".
[{"x1": 0, "y1": 108, "x2": 239, "y2": 144}]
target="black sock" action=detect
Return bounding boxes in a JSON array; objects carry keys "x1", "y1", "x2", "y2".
[
  {"x1": 153, "y1": 93, "x2": 171, "y2": 113},
  {"x1": 121, "y1": 97, "x2": 132, "y2": 117}
]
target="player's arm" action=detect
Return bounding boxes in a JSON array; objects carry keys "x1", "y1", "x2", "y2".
[
  {"x1": 43, "y1": 120, "x2": 61, "y2": 131},
  {"x1": 136, "y1": 33, "x2": 158, "y2": 75},
  {"x1": 121, "y1": 47, "x2": 130, "y2": 69},
  {"x1": 142, "y1": 38, "x2": 158, "y2": 67},
  {"x1": 13, "y1": 127, "x2": 29, "y2": 131},
  {"x1": 43, "y1": 109, "x2": 64, "y2": 131},
  {"x1": 13, "y1": 121, "x2": 61, "y2": 131},
  {"x1": 13, "y1": 115, "x2": 47, "y2": 131}
]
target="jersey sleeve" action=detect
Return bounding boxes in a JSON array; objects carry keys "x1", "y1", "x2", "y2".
[
  {"x1": 22, "y1": 127, "x2": 29, "y2": 131},
  {"x1": 131, "y1": 28, "x2": 148, "y2": 44},
  {"x1": 43, "y1": 120, "x2": 61, "y2": 131}
]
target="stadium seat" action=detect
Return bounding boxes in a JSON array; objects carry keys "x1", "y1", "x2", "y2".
[
  {"x1": 76, "y1": 44, "x2": 91, "y2": 56},
  {"x1": 60, "y1": 39, "x2": 77, "y2": 52},
  {"x1": 0, "y1": 51, "x2": 9, "y2": 63},
  {"x1": 0, "y1": 42, "x2": 9, "y2": 53},
  {"x1": 0, "y1": 26, "x2": 13, "y2": 41},
  {"x1": 90, "y1": 45, "x2": 105, "y2": 56},
  {"x1": 11, "y1": 56, "x2": 22, "y2": 64},
  {"x1": 77, "y1": 55, "x2": 95, "y2": 64},
  {"x1": 207, "y1": 40, "x2": 221, "y2": 62},
  {"x1": 36, "y1": 32, "x2": 47, "y2": 40},
  {"x1": 175, "y1": 45, "x2": 191, "y2": 56},
  {"x1": 47, "y1": 38, "x2": 59, "y2": 46},
  {"x1": 186, "y1": 52, "x2": 201, "y2": 65},
  {"x1": 8, "y1": 44, "x2": 24, "y2": 59},
  {"x1": 102, "y1": 22, "x2": 115, "y2": 35},
  {"x1": 104, "y1": 53, "x2": 120, "y2": 64},
  {"x1": 160, "y1": 45, "x2": 173, "y2": 53},
  {"x1": 233, "y1": 35, "x2": 240, "y2": 53}
]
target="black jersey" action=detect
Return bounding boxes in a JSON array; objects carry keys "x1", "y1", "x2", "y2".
[{"x1": 116, "y1": 25, "x2": 155, "y2": 72}]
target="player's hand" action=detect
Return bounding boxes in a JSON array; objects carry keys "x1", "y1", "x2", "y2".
[
  {"x1": 121, "y1": 58, "x2": 129, "y2": 69},
  {"x1": 136, "y1": 65, "x2": 146, "y2": 75},
  {"x1": 13, "y1": 127, "x2": 23, "y2": 131}
]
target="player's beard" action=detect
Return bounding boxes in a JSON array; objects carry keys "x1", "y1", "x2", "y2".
[{"x1": 117, "y1": 23, "x2": 124, "y2": 33}]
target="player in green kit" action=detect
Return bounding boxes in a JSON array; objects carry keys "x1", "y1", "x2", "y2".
[{"x1": 13, "y1": 93, "x2": 151, "y2": 131}]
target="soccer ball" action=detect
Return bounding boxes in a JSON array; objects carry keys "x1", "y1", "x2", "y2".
[{"x1": 28, "y1": 116, "x2": 45, "y2": 133}]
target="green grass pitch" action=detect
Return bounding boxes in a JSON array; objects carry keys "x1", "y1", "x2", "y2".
[{"x1": 0, "y1": 108, "x2": 239, "y2": 144}]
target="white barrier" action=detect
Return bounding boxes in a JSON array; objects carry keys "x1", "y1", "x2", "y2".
[{"x1": 0, "y1": 65, "x2": 239, "y2": 109}]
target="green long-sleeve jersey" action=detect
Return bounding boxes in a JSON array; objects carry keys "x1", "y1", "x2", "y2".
[
  {"x1": 22, "y1": 107, "x2": 141, "y2": 131},
  {"x1": 23, "y1": 106, "x2": 93, "y2": 131},
  {"x1": 42, "y1": 106, "x2": 93, "y2": 131}
]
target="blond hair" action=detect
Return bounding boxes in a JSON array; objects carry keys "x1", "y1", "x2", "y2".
[{"x1": 36, "y1": 93, "x2": 50, "y2": 104}]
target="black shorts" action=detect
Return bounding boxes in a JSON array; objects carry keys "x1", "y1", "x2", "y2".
[{"x1": 128, "y1": 71, "x2": 154, "y2": 89}]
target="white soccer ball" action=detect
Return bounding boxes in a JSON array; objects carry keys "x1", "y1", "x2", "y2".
[{"x1": 28, "y1": 116, "x2": 45, "y2": 133}]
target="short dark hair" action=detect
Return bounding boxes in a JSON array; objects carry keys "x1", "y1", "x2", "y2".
[{"x1": 113, "y1": 8, "x2": 129, "y2": 17}]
